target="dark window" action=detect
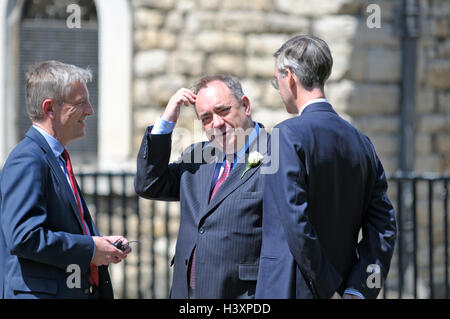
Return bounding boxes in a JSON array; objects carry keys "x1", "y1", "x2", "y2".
[{"x1": 19, "y1": 0, "x2": 98, "y2": 164}]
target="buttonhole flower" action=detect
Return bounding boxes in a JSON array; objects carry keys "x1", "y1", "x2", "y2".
[{"x1": 240, "y1": 151, "x2": 264, "y2": 179}]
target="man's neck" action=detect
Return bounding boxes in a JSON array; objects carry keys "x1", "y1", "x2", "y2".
[
  {"x1": 296, "y1": 87, "x2": 325, "y2": 114},
  {"x1": 33, "y1": 121, "x2": 67, "y2": 146},
  {"x1": 33, "y1": 121, "x2": 53, "y2": 136}
]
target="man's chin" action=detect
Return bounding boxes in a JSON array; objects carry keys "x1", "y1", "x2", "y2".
[
  {"x1": 210, "y1": 138, "x2": 235, "y2": 154},
  {"x1": 69, "y1": 131, "x2": 86, "y2": 143}
]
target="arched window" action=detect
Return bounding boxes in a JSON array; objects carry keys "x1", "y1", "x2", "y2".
[
  {"x1": 19, "y1": 0, "x2": 99, "y2": 164},
  {"x1": 1, "y1": 0, "x2": 131, "y2": 168}
]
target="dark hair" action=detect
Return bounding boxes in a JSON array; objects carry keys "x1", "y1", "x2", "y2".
[
  {"x1": 192, "y1": 75, "x2": 245, "y2": 103},
  {"x1": 274, "y1": 35, "x2": 333, "y2": 90}
]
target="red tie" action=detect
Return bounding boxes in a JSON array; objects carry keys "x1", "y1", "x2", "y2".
[
  {"x1": 62, "y1": 149, "x2": 99, "y2": 287},
  {"x1": 209, "y1": 160, "x2": 232, "y2": 201},
  {"x1": 189, "y1": 160, "x2": 232, "y2": 290}
]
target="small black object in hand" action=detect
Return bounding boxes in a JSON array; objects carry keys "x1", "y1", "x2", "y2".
[{"x1": 112, "y1": 239, "x2": 128, "y2": 251}]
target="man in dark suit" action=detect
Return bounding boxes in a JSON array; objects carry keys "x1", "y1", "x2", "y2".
[
  {"x1": 255, "y1": 35, "x2": 397, "y2": 299},
  {"x1": 135, "y1": 75, "x2": 268, "y2": 298},
  {"x1": 0, "y1": 61, "x2": 131, "y2": 299}
]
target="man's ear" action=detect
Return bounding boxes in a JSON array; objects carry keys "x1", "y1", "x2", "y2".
[
  {"x1": 42, "y1": 98, "x2": 55, "y2": 119},
  {"x1": 241, "y1": 95, "x2": 251, "y2": 117},
  {"x1": 285, "y1": 68, "x2": 297, "y2": 89}
]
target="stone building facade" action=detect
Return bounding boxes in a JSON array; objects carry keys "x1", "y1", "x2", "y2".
[{"x1": 131, "y1": 0, "x2": 449, "y2": 175}]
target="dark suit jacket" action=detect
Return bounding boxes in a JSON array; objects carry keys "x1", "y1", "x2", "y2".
[
  {"x1": 0, "y1": 126, "x2": 113, "y2": 299},
  {"x1": 135, "y1": 124, "x2": 269, "y2": 298},
  {"x1": 255, "y1": 102, "x2": 397, "y2": 299}
]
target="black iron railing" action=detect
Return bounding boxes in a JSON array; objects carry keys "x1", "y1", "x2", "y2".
[
  {"x1": 78, "y1": 172, "x2": 176, "y2": 299},
  {"x1": 0, "y1": 169, "x2": 446, "y2": 298},
  {"x1": 73, "y1": 172, "x2": 449, "y2": 299},
  {"x1": 384, "y1": 172, "x2": 449, "y2": 299}
]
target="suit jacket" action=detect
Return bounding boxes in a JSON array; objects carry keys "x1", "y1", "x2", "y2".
[
  {"x1": 135, "y1": 124, "x2": 269, "y2": 298},
  {"x1": 0, "y1": 126, "x2": 113, "y2": 299},
  {"x1": 256, "y1": 102, "x2": 397, "y2": 299}
]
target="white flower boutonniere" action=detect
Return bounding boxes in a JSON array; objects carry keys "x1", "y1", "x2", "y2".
[{"x1": 240, "y1": 151, "x2": 264, "y2": 179}]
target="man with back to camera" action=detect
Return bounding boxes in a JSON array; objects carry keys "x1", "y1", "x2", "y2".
[
  {"x1": 0, "y1": 60, "x2": 131, "y2": 299},
  {"x1": 135, "y1": 75, "x2": 269, "y2": 298},
  {"x1": 256, "y1": 35, "x2": 397, "y2": 299}
]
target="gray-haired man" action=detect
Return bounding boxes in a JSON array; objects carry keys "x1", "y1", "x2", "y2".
[
  {"x1": 0, "y1": 60, "x2": 131, "y2": 299},
  {"x1": 256, "y1": 35, "x2": 397, "y2": 299},
  {"x1": 135, "y1": 75, "x2": 269, "y2": 298}
]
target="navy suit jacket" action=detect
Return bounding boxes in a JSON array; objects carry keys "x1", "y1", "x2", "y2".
[
  {"x1": 0, "y1": 126, "x2": 113, "y2": 299},
  {"x1": 135, "y1": 124, "x2": 269, "y2": 298},
  {"x1": 256, "y1": 102, "x2": 397, "y2": 299}
]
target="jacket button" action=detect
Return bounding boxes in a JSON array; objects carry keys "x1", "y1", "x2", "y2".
[{"x1": 199, "y1": 227, "x2": 205, "y2": 234}]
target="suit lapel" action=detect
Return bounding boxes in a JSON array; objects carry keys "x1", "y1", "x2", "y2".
[
  {"x1": 197, "y1": 160, "x2": 217, "y2": 215},
  {"x1": 200, "y1": 126, "x2": 268, "y2": 219},
  {"x1": 188, "y1": 142, "x2": 218, "y2": 223},
  {"x1": 47, "y1": 151, "x2": 88, "y2": 235},
  {"x1": 26, "y1": 127, "x2": 87, "y2": 234},
  {"x1": 78, "y1": 186, "x2": 99, "y2": 236},
  {"x1": 205, "y1": 153, "x2": 263, "y2": 211}
]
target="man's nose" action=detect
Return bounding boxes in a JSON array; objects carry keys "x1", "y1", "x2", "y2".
[
  {"x1": 211, "y1": 113, "x2": 224, "y2": 128},
  {"x1": 85, "y1": 101, "x2": 94, "y2": 116}
]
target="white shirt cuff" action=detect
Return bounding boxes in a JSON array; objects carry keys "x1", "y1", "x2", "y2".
[{"x1": 344, "y1": 288, "x2": 365, "y2": 299}]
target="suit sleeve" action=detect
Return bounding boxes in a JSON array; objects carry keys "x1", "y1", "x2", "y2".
[
  {"x1": 134, "y1": 126, "x2": 183, "y2": 201},
  {"x1": 344, "y1": 154, "x2": 397, "y2": 298},
  {"x1": 0, "y1": 150, "x2": 94, "y2": 272},
  {"x1": 266, "y1": 125, "x2": 342, "y2": 298}
]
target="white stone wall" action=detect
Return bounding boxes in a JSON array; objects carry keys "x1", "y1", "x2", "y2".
[
  {"x1": 417, "y1": 0, "x2": 450, "y2": 173},
  {"x1": 131, "y1": 0, "x2": 449, "y2": 174}
]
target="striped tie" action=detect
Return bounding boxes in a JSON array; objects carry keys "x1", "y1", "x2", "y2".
[
  {"x1": 209, "y1": 160, "x2": 232, "y2": 201},
  {"x1": 189, "y1": 160, "x2": 232, "y2": 291}
]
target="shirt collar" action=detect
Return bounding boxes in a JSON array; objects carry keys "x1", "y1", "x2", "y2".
[
  {"x1": 32, "y1": 124, "x2": 65, "y2": 159},
  {"x1": 299, "y1": 98, "x2": 330, "y2": 116}
]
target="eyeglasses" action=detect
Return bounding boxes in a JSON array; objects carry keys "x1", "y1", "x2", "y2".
[{"x1": 271, "y1": 77, "x2": 279, "y2": 90}]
